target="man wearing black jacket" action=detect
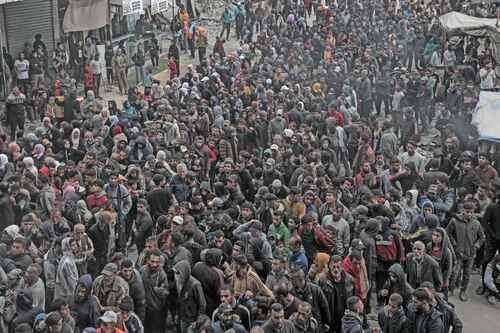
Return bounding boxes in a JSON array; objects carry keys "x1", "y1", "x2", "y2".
[
  {"x1": 146, "y1": 174, "x2": 174, "y2": 221},
  {"x1": 421, "y1": 281, "x2": 463, "y2": 333},
  {"x1": 407, "y1": 288, "x2": 444, "y2": 333},
  {"x1": 289, "y1": 266, "x2": 330, "y2": 330},
  {"x1": 316, "y1": 255, "x2": 355, "y2": 333},
  {"x1": 480, "y1": 187, "x2": 500, "y2": 294},
  {"x1": 119, "y1": 259, "x2": 146, "y2": 322},
  {"x1": 377, "y1": 293, "x2": 410, "y2": 333},
  {"x1": 140, "y1": 249, "x2": 168, "y2": 333}
]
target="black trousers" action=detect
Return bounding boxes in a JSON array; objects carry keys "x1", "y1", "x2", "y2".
[
  {"x1": 7, "y1": 110, "x2": 25, "y2": 140},
  {"x1": 144, "y1": 308, "x2": 166, "y2": 333}
]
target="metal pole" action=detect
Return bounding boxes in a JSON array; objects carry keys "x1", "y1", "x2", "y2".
[{"x1": 0, "y1": 23, "x2": 7, "y2": 99}]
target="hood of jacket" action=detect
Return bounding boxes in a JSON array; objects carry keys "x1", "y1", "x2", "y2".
[
  {"x1": 389, "y1": 263, "x2": 408, "y2": 288},
  {"x1": 204, "y1": 248, "x2": 223, "y2": 267},
  {"x1": 174, "y1": 259, "x2": 191, "y2": 285},
  {"x1": 16, "y1": 289, "x2": 34, "y2": 313},
  {"x1": 429, "y1": 227, "x2": 454, "y2": 255},
  {"x1": 61, "y1": 237, "x2": 73, "y2": 257},
  {"x1": 75, "y1": 274, "x2": 93, "y2": 299},
  {"x1": 341, "y1": 310, "x2": 363, "y2": 332},
  {"x1": 407, "y1": 189, "x2": 419, "y2": 208}
]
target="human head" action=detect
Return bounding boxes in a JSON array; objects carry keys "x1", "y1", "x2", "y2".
[
  {"x1": 412, "y1": 241, "x2": 426, "y2": 260},
  {"x1": 101, "y1": 263, "x2": 118, "y2": 286},
  {"x1": 220, "y1": 285, "x2": 236, "y2": 305},
  {"x1": 413, "y1": 288, "x2": 432, "y2": 313},
  {"x1": 387, "y1": 293, "x2": 403, "y2": 315},
  {"x1": 289, "y1": 266, "x2": 306, "y2": 290},
  {"x1": 346, "y1": 295, "x2": 364, "y2": 314},
  {"x1": 407, "y1": 141, "x2": 417, "y2": 155},
  {"x1": 147, "y1": 249, "x2": 162, "y2": 273},
  {"x1": 119, "y1": 296, "x2": 134, "y2": 322},
  {"x1": 234, "y1": 254, "x2": 249, "y2": 279},
  {"x1": 328, "y1": 255, "x2": 343, "y2": 277},
  {"x1": 120, "y1": 258, "x2": 135, "y2": 281},
  {"x1": 45, "y1": 311, "x2": 63, "y2": 333},
  {"x1": 296, "y1": 302, "x2": 312, "y2": 325},
  {"x1": 51, "y1": 298, "x2": 70, "y2": 319},
  {"x1": 24, "y1": 264, "x2": 41, "y2": 286},
  {"x1": 288, "y1": 236, "x2": 302, "y2": 252},
  {"x1": 99, "y1": 311, "x2": 118, "y2": 333},
  {"x1": 270, "y1": 303, "x2": 286, "y2": 329},
  {"x1": 349, "y1": 250, "x2": 363, "y2": 268},
  {"x1": 10, "y1": 237, "x2": 27, "y2": 256},
  {"x1": 462, "y1": 200, "x2": 475, "y2": 220},
  {"x1": 420, "y1": 281, "x2": 437, "y2": 300},
  {"x1": 431, "y1": 228, "x2": 445, "y2": 246},
  {"x1": 271, "y1": 254, "x2": 287, "y2": 273},
  {"x1": 73, "y1": 223, "x2": 85, "y2": 240}
]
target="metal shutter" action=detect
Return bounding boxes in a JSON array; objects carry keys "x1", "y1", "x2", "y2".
[{"x1": 4, "y1": 0, "x2": 54, "y2": 56}]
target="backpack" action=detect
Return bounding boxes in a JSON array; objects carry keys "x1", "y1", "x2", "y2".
[{"x1": 375, "y1": 235, "x2": 398, "y2": 262}]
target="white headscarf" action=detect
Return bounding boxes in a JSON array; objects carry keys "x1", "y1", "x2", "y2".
[{"x1": 0, "y1": 154, "x2": 8, "y2": 170}]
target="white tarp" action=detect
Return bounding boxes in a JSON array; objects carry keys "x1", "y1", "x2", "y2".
[
  {"x1": 440, "y1": 11, "x2": 500, "y2": 62},
  {"x1": 472, "y1": 91, "x2": 500, "y2": 140},
  {"x1": 439, "y1": 11, "x2": 500, "y2": 32}
]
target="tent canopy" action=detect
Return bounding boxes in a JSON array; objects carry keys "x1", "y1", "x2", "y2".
[
  {"x1": 439, "y1": 11, "x2": 500, "y2": 33},
  {"x1": 439, "y1": 11, "x2": 500, "y2": 61}
]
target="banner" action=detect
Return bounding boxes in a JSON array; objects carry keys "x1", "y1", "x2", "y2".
[
  {"x1": 63, "y1": 0, "x2": 109, "y2": 33},
  {"x1": 123, "y1": 0, "x2": 144, "y2": 16},
  {"x1": 151, "y1": 0, "x2": 169, "y2": 15}
]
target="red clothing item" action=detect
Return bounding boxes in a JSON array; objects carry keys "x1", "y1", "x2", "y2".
[
  {"x1": 206, "y1": 144, "x2": 218, "y2": 165},
  {"x1": 96, "y1": 328, "x2": 125, "y2": 333},
  {"x1": 169, "y1": 60, "x2": 177, "y2": 80},
  {"x1": 342, "y1": 255, "x2": 369, "y2": 300},
  {"x1": 86, "y1": 192, "x2": 109, "y2": 210}
]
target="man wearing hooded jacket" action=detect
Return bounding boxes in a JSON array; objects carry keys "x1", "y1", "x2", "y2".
[
  {"x1": 72, "y1": 274, "x2": 100, "y2": 331},
  {"x1": 174, "y1": 259, "x2": 207, "y2": 333}
]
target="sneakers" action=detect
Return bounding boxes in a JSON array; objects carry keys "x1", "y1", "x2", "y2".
[
  {"x1": 488, "y1": 295, "x2": 498, "y2": 305},
  {"x1": 476, "y1": 286, "x2": 485, "y2": 295},
  {"x1": 459, "y1": 290, "x2": 468, "y2": 302}
]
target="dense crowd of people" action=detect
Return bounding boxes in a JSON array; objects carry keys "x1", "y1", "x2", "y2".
[{"x1": 1, "y1": 0, "x2": 500, "y2": 332}]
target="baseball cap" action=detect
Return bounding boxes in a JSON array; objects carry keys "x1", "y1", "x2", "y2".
[
  {"x1": 99, "y1": 311, "x2": 118, "y2": 323},
  {"x1": 102, "y1": 263, "x2": 118, "y2": 276},
  {"x1": 173, "y1": 216, "x2": 184, "y2": 225}
]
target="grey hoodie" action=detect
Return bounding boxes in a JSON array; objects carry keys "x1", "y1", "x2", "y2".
[
  {"x1": 174, "y1": 260, "x2": 207, "y2": 322},
  {"x1": 54, "y1": 237, "x2": 79, "y2": 304}
]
